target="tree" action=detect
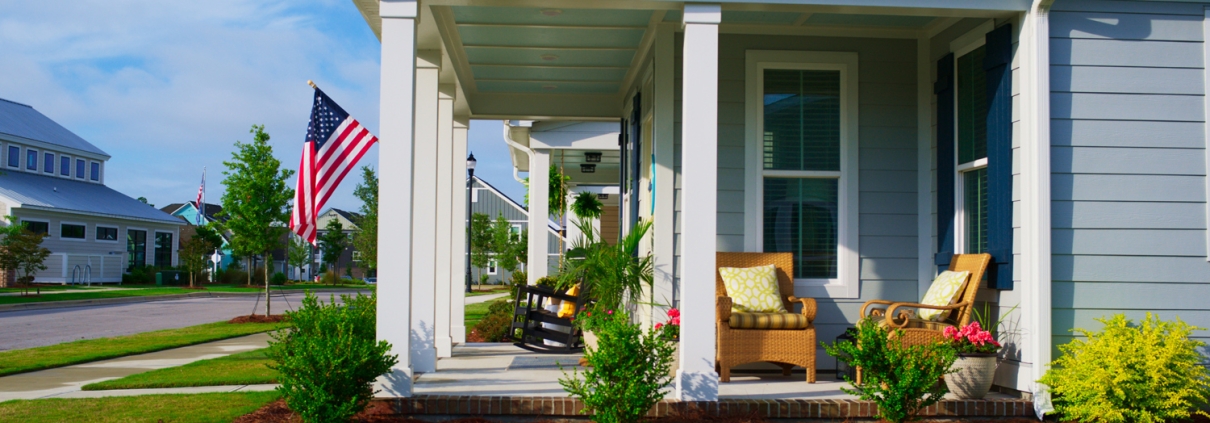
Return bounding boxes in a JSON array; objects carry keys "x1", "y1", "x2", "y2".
[
  {"x1": 287, "y1": 236, "x2": 311, "y2": 282},
  {"x1": 351, "y1": 166, "x2": 378, "y2": 276},
  {"x1": 318, "y1": 219, "x2": 347, "y2": 283},
  {"x1": 219, "y1": 124, "x2": 295, "y2": 315},
  {"x1": 469, "y1": 212, "x2": 493, "y2": 289},
  {"x1": 0, "y1": 216, "x2": 50, "y2": 295},
  {"x1": 179, "y1": 223, "x2": 224, "y2": 287},
  {"x1": 489, "y1": 214, "x2": 526, "y2": 274},
  {"x1": 137, "y1": 197, "x2": 154, "y2": 207}
]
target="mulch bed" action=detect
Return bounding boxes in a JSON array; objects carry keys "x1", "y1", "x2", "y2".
[{"x1": 229, "y1": 314, "x2": 288, "y2": 324}]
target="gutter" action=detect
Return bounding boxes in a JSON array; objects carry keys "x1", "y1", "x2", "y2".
[{"x1": 501, "y1": 120, "x2": 534, "y2": 185}]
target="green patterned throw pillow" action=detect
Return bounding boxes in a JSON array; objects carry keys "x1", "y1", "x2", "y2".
[
  {"x1": 719, "y1": 264, "x2": 787, "y2": 314},
  {"x1": 917, "y1": 270, "x2": 970, "y2": 321}
]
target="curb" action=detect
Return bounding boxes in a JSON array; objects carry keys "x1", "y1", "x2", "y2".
[{"x1": 0, "y1": 289, "x2": 372, "y2": 313}]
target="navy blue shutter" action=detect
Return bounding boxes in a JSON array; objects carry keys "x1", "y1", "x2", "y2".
[
  {"x1": 984, "y1": 24, "x2": 1014, "y2": 289},
  {"x1": 935, "y1": 53, "x2": 956, "y2": 272},
  {"x1": 619, "y1": 119, "x2": 627, "y2": 242},
  {"x1": 629, "y1": 93, "x2": 642, "y2": 232}
]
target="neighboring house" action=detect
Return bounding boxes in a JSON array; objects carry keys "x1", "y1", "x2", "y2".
[
  {"x1": 160, "y1": 201, "x2": 235, "y2": 271},
  {"x1": 469, "y1": 176, "x2": 563, "y2": 284},
  {"x1": 0, "y1": 97, "x2": 182, "y2": 284},
  {"x1": 355, "y1": 0, "x2": 1210, "y2": 402},
  {"x1": 313, "y1": 208, "x2": 367, "y2": 280}
]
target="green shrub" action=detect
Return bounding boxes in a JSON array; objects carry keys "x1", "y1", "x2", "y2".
[
  {"x1": 1040, "y1": 313, "x2": 1210, "y2": 423},
  {"x1": 321, "y1": 270, "x2": 340, "y2": 285},
  {"x1": 472, "y1": 301, "x2": 515, "y2": 342},
  {"x1": 560, "y1": 310, "x2": 674, "y2": 423},
  {"x1": 121, "y1": 265, "x2": 156, "y2": 285},
  {"x1": 270, "y1": 272, "x2": 287, "y2": 286},
  {"x1": 340, "y1": 277, "x2": 363, "y2": 285},
  {"x1": 507, "y1": 271, "x2": 527, "y2": 299},
  {"x1": 824, "y1": 318, "x2": 956, "y2": 423},
  {"x1": 267, "y1": 292, "x2": 397, "y2": 423},
  {"x1": 219, "y1": 268, "x2": 248, "y2": 285}
]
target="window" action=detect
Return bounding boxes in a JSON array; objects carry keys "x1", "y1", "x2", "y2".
[
  {"x1": 60, "y1": 156, "x2": 70, "y2": 176},
  {"x1": 955, "y1": 43, "x2": 989, "y2": 254},
  {"x1": 97, "y1": 226, "x2": 118, "y2": 241},
  {"x1": 26, "y1": 149, "x2": 37, "y2": 171},
  {"x1": 61, "y1": 223, "x2": 86, "y2": 239},
  {"x1": 22, "y1": 220, "x2": 48, "y2": 235},
  {"x1": 352, "y1": 251, "x2": 362, "y2": 262},
  {"x1": 43, "y1": 153, "x2": 54, "y2": 174},
  {"x1": 510, "y1": 224, "x2": 523, "y2": 240},
  {"x1": 76, "y1": 159, "x2": 85, "y2": 179},
  {"x1": 7, "y1": 146, "x2": 17, "y2": 168},
  {"x1": 128, "y1": 229, "x2": 147, "y2": 270},
  {"x1": 154, "y1": 232, "x2": 173, "y2": 268},
  {"x1": 487, "y1": 259, "x2": 498, "y2": 275},
  {"x1": 744, "y1": 51, "x2": 860, "y2": 298},
  {"x1": 90, "y1": 162, "x2": 100, "y2": 181}
]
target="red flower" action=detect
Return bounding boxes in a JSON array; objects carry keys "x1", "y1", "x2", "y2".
[
  {"x1": 607, "y1": 310, "x2": 613, "y2": 315},
  {"x1": 654, "y1": 323, "x2": 664, "y2": 330},
  {"x1": 667, "y1": 308, "x2": 680, "y2": 319},
  {"x1": 669, "y1": 316, "x2": 680, "y2": 326}
]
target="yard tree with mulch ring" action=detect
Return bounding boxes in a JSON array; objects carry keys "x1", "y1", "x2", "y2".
[
  {"x1": 219, "y1": 124, "x2": 295, "y2": 315},
  {"x1": 180, "y1": 223, "x2": 225, "y2": 288},
  {"x1": 0, "y1": 216, "x2": 51, "y2": 295}
]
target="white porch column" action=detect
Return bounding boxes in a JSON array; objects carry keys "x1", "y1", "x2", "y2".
[
  {"x1": 1021, "y1": 1, "x2": 1054, "y2": 415},
  {"x1": 677, "y1": 4, "x2": 720, "y2": 401},
  {"x1": 374, "y1": 0, "x2": 417, "y2": 397},
  {"x1": 434, "y1": 84, "x2": 455, "y2": 358},
  {"x1": 450, "y1": 116, "x2": 469, "y2": 343},
  {"x1": 528, "y1": 149, "x2": 551, "y2": 284},
  {"x1": 410, "y1": 48, "x2": 441, "y2": 373},
  {"x1": 652, "y1": 24, "x2": 677, "y2": 321}
]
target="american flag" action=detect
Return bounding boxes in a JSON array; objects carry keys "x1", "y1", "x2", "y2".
[
  {"x1": 195, "y1": 167, "x2": 205, "y2": 225},
  {"x1": 290, "y1": 87, "x2": 378, "y2": 244}
]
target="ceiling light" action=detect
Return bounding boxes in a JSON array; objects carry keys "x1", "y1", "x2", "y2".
[
  {"x1": 580, "y1": 164, "x2": 596, "y2": 173},
  {"x1": 584, "y1": 152, "x2": 602, "y2": 163},
  {"x1": 540, "y1": 54, "x2": 559, "y2": 61},
  {"x1": 540, "y1": 9, "x2": 563, "y2": 17}
]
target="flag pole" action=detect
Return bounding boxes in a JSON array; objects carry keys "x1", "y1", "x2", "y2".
[{"x1": 307, "y1": 80, "x2": 318, "y2": 90}]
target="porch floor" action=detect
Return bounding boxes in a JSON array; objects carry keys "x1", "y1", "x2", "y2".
[{"x1": 416, "y1": 343, "x2": 1016, "y2": 401}]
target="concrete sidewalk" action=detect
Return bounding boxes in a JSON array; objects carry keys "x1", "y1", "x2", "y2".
[
  {"x1": 0, "y1": 332, "x2": 272, "y2": 401},
  {"x1": 466, "y1": 292, "x2": 508, "y2": 305}
]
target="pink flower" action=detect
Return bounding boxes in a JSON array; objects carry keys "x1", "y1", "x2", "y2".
[
  {"x1": 654, "y1": 323, "x2": 664, "y2": 330},
  {"x1": 669, "y1": 316, "x2": 680, "y2": 326},
  {"x1": 607, "y1": 310, "x2": 613, "y2": 315},
  {"x1": 667, "y1": 308, "x2": 681, "y2": 319}
]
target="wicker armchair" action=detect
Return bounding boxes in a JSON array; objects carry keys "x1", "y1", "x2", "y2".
[
  {"x1": 859, "y1": 253, "x2": 992, "y2": 347},
  {"x1": 716, "y1": 252, "x2": 817, "y2": 383}
]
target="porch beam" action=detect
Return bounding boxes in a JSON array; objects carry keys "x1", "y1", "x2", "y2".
[
  {"x1": 528, "y1": 148, "x2": 552, "y2": 284},
  {"x1": 618, "y1": 10, "x2": 668, "y2": 97},
  {"x1": 463, "y1": 45, "x2": 638, "y2": 52},
  {"x1": 676, "y1": 3, "x2": 720, "y2": 402},
  {"x1": 374, "y1": 0, "x2": 418, "y2": 398},
  {"x1": 451, "y1": 116, "x2": 470, "y2": 345},
  {"x1": 434, "y1": 83, "x2": 456, "y2": 358},
  {"x1": 456, "y1": 23, "x2": 648, "y2": 30},
  {"x1": 471, "y1": 64, "x2": 630, "y2": 70},
  {"x1": 431, "y1": 6, "x2": 479, "y2": 95},
  {"x1": 410, "y1": 49, "x2": 442, "y2": 373},
  {"x1": 468, "y1": 93, "x2": 622, "y2": 120}
]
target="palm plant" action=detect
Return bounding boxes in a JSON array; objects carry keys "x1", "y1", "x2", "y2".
[{"x1": 557, "y1": 218, "x2": 653, "y2": 314}]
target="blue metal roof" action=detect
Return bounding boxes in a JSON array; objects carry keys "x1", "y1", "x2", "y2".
[
  {"x1": 0, "y1": 171, "x2": 181, "y2": 224},
  {"x1": 0, "y1": 98, "x2": 110, "y2": 157}
]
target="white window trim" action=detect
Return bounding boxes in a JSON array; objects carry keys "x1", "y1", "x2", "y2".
[
  {"x1": 43, "y1": 152, "x2": 54, "y2": 174},
  {"x1": 487, "y1": 258, "x2": 498, "y2": 275},
  {"x1": 95, "y1": 224, "x2": 119, "y2": 243},
  {"x1": 59, "y1": 155, "x2": 71, "y2": 178},
  {"x1": 6, "y1": 145, "x2": 19, "y2": 169},
  {"x1": 89, "y1": 160, "x2": 101, "y2": 182},
  {"x1": 952, "y1": 23, "x2": 993, "y2": 255},
  {"x1": 352, "y1": 250, "x2": 362, "y2": 262},
  {"x1": 19, "y1": 218, "x2": 50, "y2": 235},
  {"x1": 59, "y1": 221, "x2": 88, "y2": 242},
  {"x1": 743, "y1": 50, "x2": 861, "y2": 299},
  {"x1": 75, "y1": 158, "x2": 86, "y2": 179},
  {"x1": 25, "y1": 148, "x2": 38, "y2": 172},
  {"x1": 153, "y1": 230, "x2": 175, "y2": 267},
  {"x1": 127, "y1": 227, "x2": 148, "y2": 268}
]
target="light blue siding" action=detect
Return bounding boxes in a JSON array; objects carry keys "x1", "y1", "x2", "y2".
[{"x1": 1049, "y1": 0, "x2": 1210, "y2": 359}]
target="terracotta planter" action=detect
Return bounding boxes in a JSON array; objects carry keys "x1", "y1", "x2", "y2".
[{"x1": 946, "y1": 353, "x2": 997, "y2": 399}]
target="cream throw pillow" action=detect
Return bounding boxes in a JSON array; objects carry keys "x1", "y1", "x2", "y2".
[
  {"x1": 719, "y1": 264, "x2": 787, "y2": 314},
  {"x1": 917, "y1": 270, "x2": 971, "y2": 321}
]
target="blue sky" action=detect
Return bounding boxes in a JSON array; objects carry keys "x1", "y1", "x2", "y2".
[{"x1": 0, "y1": 0, "x2": 525, "y2": 212}]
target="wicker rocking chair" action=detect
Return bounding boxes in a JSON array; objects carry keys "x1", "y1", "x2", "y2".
[
  {"x1": 716, "y1": 252, "x2": 817, "y2": 383},
  {"x1": 859, "y1": 253, "x2": 992, "y2": 347}
]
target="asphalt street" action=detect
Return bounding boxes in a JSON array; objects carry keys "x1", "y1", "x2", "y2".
[{"x1": 0, "y1": 291, "x2": 365, "y2": 351}]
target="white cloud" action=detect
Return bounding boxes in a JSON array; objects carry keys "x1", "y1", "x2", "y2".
[{"x1": 0, "y1": 0, "x2": 381, "y2": 211}]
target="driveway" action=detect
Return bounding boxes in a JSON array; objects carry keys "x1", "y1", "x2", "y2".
[{"x1": 0, "y1": 290, "x2": 367, "y2": 351}]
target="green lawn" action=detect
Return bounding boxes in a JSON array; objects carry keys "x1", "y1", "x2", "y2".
[
  {"x1": 466, "y1": 287, "x2": 510, "y2": 297},
  {"x1": 465, "y1": 299, "x2": 508, "y2": 335},
  {"x1": 0, "y1": 391, "x2": 279, "y2": 423},
  {"x1": 0, "y1": 321, "x2": 288, "y2": 377},
  {"x1": 204, "y1": 283, "x2": 372, "y2": 292},
  {"x1": 0, "y1": 287, "x2": 196, "y2": 305},
  {"x1": 83, "y1": 348, "x2": 276, "y2": 390}
]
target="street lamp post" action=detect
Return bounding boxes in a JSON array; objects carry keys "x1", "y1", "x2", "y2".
[{"x1": 465, "y1": 153, "x2": 477, "y2": 293}]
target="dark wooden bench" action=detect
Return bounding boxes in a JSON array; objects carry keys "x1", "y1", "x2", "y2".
[{"x1": 512, "y1": 284, "x2": 584, "y2": 353}]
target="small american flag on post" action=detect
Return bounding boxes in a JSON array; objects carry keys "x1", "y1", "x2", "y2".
[
  {"x1": 195, "y1": 167, "x2": 205, "y2": 225},
  {"x1": 290, "y1": 84, "x2": 378, "y2": 244}
]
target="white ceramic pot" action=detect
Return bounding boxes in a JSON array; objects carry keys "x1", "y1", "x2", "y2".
[
  {"x1": 669, "y1": 342, "x2": 680, "y2": 378},
  {"x1": 582, "y1": 330, "x2": 598, "y2": 351},
  {"x1": 946, "y1": 353, "x2": 998, "y2": 399}
]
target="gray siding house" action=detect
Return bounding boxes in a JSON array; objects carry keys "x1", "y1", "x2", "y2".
[
  {"x1": 358, "y1": 0, "x2": 1210, "y2": 403},
  {"x1": 0, "y1": 98, "x2": 182, "y2": 284},
  {"x1": 470, "y1": 176, "x2": 563, "y2": 284}
]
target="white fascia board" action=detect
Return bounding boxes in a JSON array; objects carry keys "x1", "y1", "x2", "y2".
[
  {"x1": 16, "y1": 205, "x2": 185, "y2": 226},
  {"x1": 528, "y1": 131, "x2": 621, "y2": 150},
  {"x1": 0, "y1": 133, "x2": 111, "y2": 161},
  {"x1": 666, "y1": 0, "x2": 1029, "y2": 14}
]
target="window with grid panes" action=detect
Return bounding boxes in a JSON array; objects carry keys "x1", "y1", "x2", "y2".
[
  {"x1": 761, "y1": 69, "x2": 842, "y2": 279},
  {"x1": 956, "y1": 45, "x2": 989, "y2": 254}
]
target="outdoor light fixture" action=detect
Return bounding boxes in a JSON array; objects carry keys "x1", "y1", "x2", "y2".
[
  {"x1": 597, "y1": 193, "x2": 609, "y2": 200},
  {"x1": 584, "y1": 152, "x2": 602, "y2": 162},
  {"x1": 580, "y1": 164, "x2": 596, "y2": 173},
  {"x1": 467, "y1": 153, "x2": 477, "y2": 172},
  {"x1": 465, "y1": 153, "x2": 477, "y2": 294}
]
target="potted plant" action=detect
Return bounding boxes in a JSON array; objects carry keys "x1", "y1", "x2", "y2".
[
  {"x1": 655, "y1": 307, "x2": 680, "y2": 377},
  {"x1": 558, "y1": 218, "x2": 654, "y2": 350},
  {"x1": 942, "y1": 321, "x2": 1000, "y2": 399}
]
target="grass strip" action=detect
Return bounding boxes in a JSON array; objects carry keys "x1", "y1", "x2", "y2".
[
  {"x1": 0, "y1": 321, "x2": 288, "y2": 377},
  {"x1": 0, "y1": 287, "x2": 196, "y2": 305},
  {"x1": 465, "y1": 299, "x2": 505, "y2": 335},
  {"x1": 0, "y1": 391, "x2": 279, "y2": 423},
  {"x1": 83, "y1": 348, "x2": 277, "y2": 390},
  {"x1": 203, "y1": 284, "x2": 372, "y2": 292}
]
